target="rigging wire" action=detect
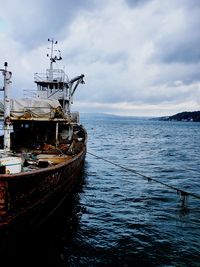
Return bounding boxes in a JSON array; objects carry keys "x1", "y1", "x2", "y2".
[{"x1": 87, "y1": 151, "x2": 200, "y2": 203}]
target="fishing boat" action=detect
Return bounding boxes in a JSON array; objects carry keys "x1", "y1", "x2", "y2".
[{"x1": 0, "y1": 39, "x2": 87, "y2": 250}]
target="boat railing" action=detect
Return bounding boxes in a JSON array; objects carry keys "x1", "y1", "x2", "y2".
[{"x1": 34, "y1": 69, "x2": 69, "y2": 83}]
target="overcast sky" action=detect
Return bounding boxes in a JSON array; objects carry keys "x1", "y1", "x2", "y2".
[{"x1": 0, "y1": 0, "x2": 200, "y2": 116}]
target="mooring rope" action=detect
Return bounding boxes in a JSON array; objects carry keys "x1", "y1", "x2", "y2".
[{"x1": 87, "y1": 151, "x2": 200, "y2": 203}]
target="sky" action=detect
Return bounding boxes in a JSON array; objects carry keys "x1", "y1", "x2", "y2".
[{"x1": 0, "y1": 0, "x2": 200, "y2": 117}]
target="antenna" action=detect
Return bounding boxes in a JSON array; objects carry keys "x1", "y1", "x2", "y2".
[
  {"x1": 47, "y1": 39, "x2": 62, "y2": 67},
  {"x1": 47, "y1": 38, "x2": 62, "y2": 80}
]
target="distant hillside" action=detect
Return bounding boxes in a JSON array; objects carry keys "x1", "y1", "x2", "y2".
[
  {"x1": 160, "y1": 111, "x2": 200, "y2": 122},
  {"x1": 80, "y1": 113, "x2": 149, "y2": 120}
]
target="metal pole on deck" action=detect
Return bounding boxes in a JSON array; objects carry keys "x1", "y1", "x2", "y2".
[
  {"x1": 3, "y1": 62, "x2": 12, "y2": 151},
  {"x1": 55, "y1": 122, "x2": 58, "y2": 147}
]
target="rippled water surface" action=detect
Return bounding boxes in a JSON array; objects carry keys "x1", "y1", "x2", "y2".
[{"x1": 2, "y1": 115, "x2": 200, "y2": 266}]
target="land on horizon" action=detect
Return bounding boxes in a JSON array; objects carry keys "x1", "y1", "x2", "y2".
[{"x1": 80, "y1": 111, "x2": 200, "y2": 122}]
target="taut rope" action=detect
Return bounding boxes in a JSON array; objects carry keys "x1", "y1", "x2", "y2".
[{"x1": 87, "y1": 151, "x2": 200, "y2": 204}]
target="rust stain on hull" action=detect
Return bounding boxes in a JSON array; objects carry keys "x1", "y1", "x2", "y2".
[{"x1": 0, "y1": 146, "x2": 86, "y2": 251}]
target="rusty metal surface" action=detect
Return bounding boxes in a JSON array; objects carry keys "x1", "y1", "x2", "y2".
[{"x1": 0, "y1": 145, "x2": 86, "y2": 228}]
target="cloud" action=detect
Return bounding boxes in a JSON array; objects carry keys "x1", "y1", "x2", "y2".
[
  {"x1": 152, "y1": 1, "x2": 200, "y2": 64},
  {"x1": 0, "y1": 0, "x2": 97, "y2": 48},
  {"x1": 0, "y1": 0, "x2": 200, "y2": 116}
]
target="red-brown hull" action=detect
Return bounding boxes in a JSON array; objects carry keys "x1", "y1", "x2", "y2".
[{"x1": 0, "y1": 146, "x2": 86, "y2": 251}]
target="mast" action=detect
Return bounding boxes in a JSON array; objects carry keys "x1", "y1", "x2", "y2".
[
  {"x1": 0, "y1": 62, "x2": 12, "y2": 151},
  {"x1": 47, "y1": 38, "x2": 62, "y2": 81}
]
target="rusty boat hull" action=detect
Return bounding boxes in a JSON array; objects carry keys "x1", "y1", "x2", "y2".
[{"x1": 0, "y1": 145, "x2": 86, "y2": 251}]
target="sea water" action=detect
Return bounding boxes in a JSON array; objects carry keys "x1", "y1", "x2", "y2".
[{"x1": 2, "y1": 115, "x2": 200, "y2": 267}]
